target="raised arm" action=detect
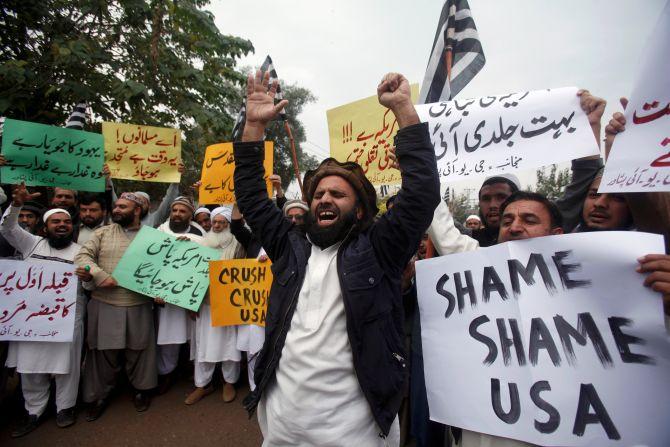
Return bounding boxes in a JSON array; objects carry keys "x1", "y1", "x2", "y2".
[
  {"x1": 556, "y1": 90, "x2": 607, "y2": 232},
  {"x1": 370, "y1": 73, "x2": 441, "y2": 271},
  {"x1": 0, "y1": 183, "x2": 42, "y2": 255},
  {"x1": 427, "y1": 200, "x2": 479, "y2": 255},
  {"x1": 230, "y1": 204, "x2": 253, "y2": 251},
  {"x1": 146, "y1": 181, "x2": 180, "y2": 227},
  {"x1": 233, "y1": 70, "x2": 292, "y2": 261}
]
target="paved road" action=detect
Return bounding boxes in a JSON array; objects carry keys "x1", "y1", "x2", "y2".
[{"x1": 1, "y1": 374, "x2": 263, "y2": 446}]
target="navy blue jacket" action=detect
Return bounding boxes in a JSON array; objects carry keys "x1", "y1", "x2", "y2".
[{"x1": 234, "y1": 122, "x2": 440, "y2": 436}]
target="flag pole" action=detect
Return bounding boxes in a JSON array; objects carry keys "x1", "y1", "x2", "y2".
[
  {"x1": 425, "y1": 47, "x2": 453, "y2": 260},
  {"x1": 283, "y1": 120, "x2": 304, "y2": 197}
]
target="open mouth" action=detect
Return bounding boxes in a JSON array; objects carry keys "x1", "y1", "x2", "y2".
[
  {"x1": 317, "y1": 209, "x2": 338, "y2": 226},
  {"x1": 55, "y1": 227, "x2": 69, "y2": 235}
]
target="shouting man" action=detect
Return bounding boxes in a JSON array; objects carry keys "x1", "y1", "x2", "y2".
[{"x1": 234, "y1": 70, "x2": 439, "y2": 445}]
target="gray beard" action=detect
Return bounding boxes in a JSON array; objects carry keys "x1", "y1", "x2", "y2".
[{"x1": 203, "y1": 228, "x2": 235, "y2": 250}]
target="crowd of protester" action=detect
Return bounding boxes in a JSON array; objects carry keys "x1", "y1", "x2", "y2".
[{"x1": 0, "y1": 70, "x2": 667, "y2": 447}]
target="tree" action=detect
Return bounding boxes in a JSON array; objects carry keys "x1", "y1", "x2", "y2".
[
  {"x1": 448, "y1": 192, "x2": 476, "y2": 225},
  {"x1": 531, "y1": 164, "x2": 571, "y2": 201},
  {"x1": 232, "y1": 71, "x2": 320, "y2": 192},
  {"x1": 1, "y1": 0, "x2": 253, "y2": 196}
]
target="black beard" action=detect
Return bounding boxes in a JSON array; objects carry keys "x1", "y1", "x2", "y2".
[
  {"x1": 82, "y1": 216, "x2": 104, "y2": 228},
  {"x1": 169, "y1": 219, "x2": 190, "y2": 233},
  {"x1": 47, "y1": 233, "x2": 74, "y2": 249},
  {"x1": 306, "y1": 208, "x2": 357, "y2": 249},
  {"x1": 112, "y1": 212, "x2": 134, "y2": 227}
]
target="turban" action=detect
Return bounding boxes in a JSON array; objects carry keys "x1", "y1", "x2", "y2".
[
  {"x1": 466, "y1": 215, "x2": 481, "y2": 222},
  {"x1": 211, "y1": 205, "x2": 233, "y2": 222},
  {"x1": 43, "y1": 208, "x2": 71, "y2": 222}
]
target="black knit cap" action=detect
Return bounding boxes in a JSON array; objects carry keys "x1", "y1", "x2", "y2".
[{"x1": 303, "y1": 158, "x2": 378, "y2": 230}]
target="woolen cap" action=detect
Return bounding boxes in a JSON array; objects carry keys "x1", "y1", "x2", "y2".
[{"x1": 303, "y1": 158, "x2": 378, "y2": 228}]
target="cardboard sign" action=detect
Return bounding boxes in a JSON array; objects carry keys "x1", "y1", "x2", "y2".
[
  {"x1": 1, "y1": 119, "x2": 105, "y2": 191},
  {"x1": 103, "y1": 122, "x2": 181, "y2": 182},
  {"x1": 0, "y1": 260, "x2": 77, "y2": 342},
  {"x1": 112, "y1": 226, "x2": 220, "y2": 311},
  {"x1": 327, "y1": 84, "x2": 419, "y2": 185},
  {"x1": 416, "y1": 232, "x2": 670, "y2": 446},
  {"x1": 198, "y1": 142, "x2": 273, "y2": 205},
  {"x1": 414, "y1": 87, "x2": 600, "y2": 183},
  {"x1": 209, "y1": 258, "x2": 272, "y2": 327}
]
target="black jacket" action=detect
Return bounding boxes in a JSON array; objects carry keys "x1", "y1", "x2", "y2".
[{"x1": 233, "y1": 122, "x2": 440, "y2": 436}]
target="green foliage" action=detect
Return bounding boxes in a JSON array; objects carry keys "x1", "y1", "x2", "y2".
[
  {"x1": 0, "y1": 0, "x2": 253, "y2": 197},
  {"x1": 530, "y1": 164, "x2": 571, "y2": 201}
]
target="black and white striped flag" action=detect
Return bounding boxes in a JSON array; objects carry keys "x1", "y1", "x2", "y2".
[
  {"x1": 65, "y1": 102, "x2": 88, "y2": 129},
  {"x1": 231, "y1": 55, "x2": 286, "y2": 141},
  {"x1": 418, "y1": 0, "x2": 485, "y2": 104}
]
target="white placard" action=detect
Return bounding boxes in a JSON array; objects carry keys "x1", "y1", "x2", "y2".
[
  {"x1": 415, "y1": 87, "x2": 600, "y2": 183},
  {"x1": 0, "y1": 260, "x2": 77, "y2": 342},
  {"x1": 600, "y1": 2, "x2": 670, "y2": 192},
  {"x1": 416, "y1": 232, "x2": 670, "y2": 446}
]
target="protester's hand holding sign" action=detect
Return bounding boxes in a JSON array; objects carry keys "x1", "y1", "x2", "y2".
[
  {"x1": 269, "y1": 174, "x2": 283, "y2": 198},
  {"x1": 576, "y1": 89, "x2": 606, "y2": 145},
  {"x1": 638, "y1": 254, "x2": 670, "y2": 315},
  {"x1": 604, "y1": 98, "x2": 629, "y2": 159}
]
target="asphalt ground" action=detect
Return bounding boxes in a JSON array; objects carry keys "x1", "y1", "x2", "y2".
[{"x1": 0, "y1": 365, "x2": 263, "y2": 446}]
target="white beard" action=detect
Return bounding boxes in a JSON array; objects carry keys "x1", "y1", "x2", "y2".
[{"x1": 203, "y1": 228, "x2": 235, "y2": 251}]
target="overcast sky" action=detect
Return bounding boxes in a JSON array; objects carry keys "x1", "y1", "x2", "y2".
[{"x1": 212, "y1": 0, "x2": 666, "y2": 199}]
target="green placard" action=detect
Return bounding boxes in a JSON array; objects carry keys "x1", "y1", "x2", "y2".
[
  {"x1": 112, "y1": 226, "x2": 221, "y2": 311},
  {"x1": 1, "y1": 118, "x2": 105, "y2": 191}
]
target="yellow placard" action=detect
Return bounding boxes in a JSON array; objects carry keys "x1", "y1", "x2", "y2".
[
  {"x1": 209, "y1": 259, "x2": 273, "y2": 327},
  {"x1": 103, "y1": 122, "x2": 182, "y2": 182},
  {"x1": 198, "y1": 141, "x2": 273, "y2": 205},
  {"x1": 327, "y1": 84, "x2": 419, "y2": 185}
]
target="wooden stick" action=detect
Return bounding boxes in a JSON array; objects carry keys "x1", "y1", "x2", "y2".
[
  {"x1": 446, "y1": 47, "x2": 453, "y2": 82},
  {"x1": 283, "y1": 120, "x2": 304, "y2": 197}
]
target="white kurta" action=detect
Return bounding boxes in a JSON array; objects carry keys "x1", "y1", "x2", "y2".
[
  {"x1": 257, "y1": 241, "x2": 398, "y2": 446},
  {"x1": 1, "y1": 205, "x2": 85, "y2": 374},
  {"x1": 236, "y1": 247, "x2": 267, "y2": 355},
  {"x1": 191, "y1": 228, "x2": 241, "y2": 363},
  {"x1": 190, "y1": 302, "x2": 240, "y2": 363}
]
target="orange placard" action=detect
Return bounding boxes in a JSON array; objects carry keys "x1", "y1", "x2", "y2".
[
  {"x1": 209, "y1": 259, "x2": 272, "y2": 327},
  {"x1": 198, "y1": 142, "x2": 273, "y2": 205}
]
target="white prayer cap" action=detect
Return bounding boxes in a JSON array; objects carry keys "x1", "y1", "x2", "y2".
[
  {"x1": 480, "y1": 173, "x2": 521, "y2": 193},
  {"x1": 466, "y1": 215, "x2": 481, "y2": 222},
  {"x1": 135, "y1": 191, "x2": 150, "y2": 202},
  {"x1": 43, "y1": 208, "x2": 71, "y2": 222},
  {"x1": 194, "y1": 207, "x2": 211, "y2": 216},
  {"x1": 211, "y1": 205, "x2": 233, "y2": 222}
]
